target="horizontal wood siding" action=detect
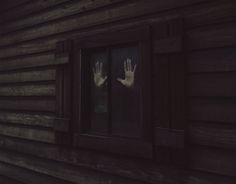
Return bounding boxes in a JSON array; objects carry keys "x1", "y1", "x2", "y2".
[{"x1": 0, "y1": 0, "x2": 236, "y2": 183}]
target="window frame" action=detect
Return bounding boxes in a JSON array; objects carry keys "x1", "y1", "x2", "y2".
[{"x1": 72, "y1": 26, "x2": 152, "y2": 158}]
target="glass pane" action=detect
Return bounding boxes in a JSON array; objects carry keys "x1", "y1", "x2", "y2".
[
  {"x1": 111, "y1": 45, "x2": 141, "y2": 138},
  {"x1": 89, "y1": 49, "x2": 109, "y2": 134}
]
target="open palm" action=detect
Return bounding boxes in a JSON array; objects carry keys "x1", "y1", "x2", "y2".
[
  {"x1": 93, "y1": 61, "x2": 107, "y2": 87},
  {"x1": 117, "y1": 58, "x2": 137, "y2": 88}
]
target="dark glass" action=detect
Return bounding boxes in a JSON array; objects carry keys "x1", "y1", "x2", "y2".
[
  {"x1": 89, "y1": 49, "x2": 109, "y2": 134},
  {"x1": 111, "y1": 45, "x2": 141, "y2": 138}
]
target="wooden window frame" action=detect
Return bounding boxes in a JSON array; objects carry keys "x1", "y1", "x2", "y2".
[
  {"x1": 54, "y1": 17, "x2": 186, "y2": 162},
  {"x1": 72, "y1": 26, "x2": 153, "y2": 158}
]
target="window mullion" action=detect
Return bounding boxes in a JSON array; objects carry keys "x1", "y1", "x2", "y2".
[{"x1": 108, "y1": 47, "x2": 113, "y2": 136}]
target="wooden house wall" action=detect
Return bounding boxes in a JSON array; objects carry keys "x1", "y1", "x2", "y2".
[{"x1": 0, "y1": 0, "x2": 235, "y2": 183}]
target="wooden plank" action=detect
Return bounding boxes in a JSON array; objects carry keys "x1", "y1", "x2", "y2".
[
  {"x1": 0, "y1": 41, "x2": 54, "y2": 59},
  {"x1": 0, "y1": 0, "x2": 126, "y2": 34},
  {"x1": 0, "y1": 161, "x2": 75, "y2": 184},
  {"x1": 0, "y1": 54, "x2": 58, "y2": 71},
  {"x1": 0, "y1": 1, "x2": 234, "y2": 59},
  {"x1": 0, "y1": 124, "x2": 55, "y2": 143},
  {"x1": 0, "y1": 84, "x2": 55, "y2": 97},
  {"x1": 0, "y1": 0, "x2": 29, "y2": 13},
  {"x1": 188, "y1": 47, "x2": 236, "y2": 73},
  {"x1": 153, "y1": 55, "x2": 171, "y2": 163},
  {"x1": 189, "y1": 73, "x2": 236, "y2": 97},
  {"x1": 186, "y1": 0, "x2": 236, "y2": 28},
  {"x1": 0, "y1": 69, "x2": 56, "y2": 83},
  {"x1": 189, "y1": 122, "x2": 236, "y2": 149},
  {"x1": 75, "y1": 134, "x2": 152, "y2": 158},
  {"x1": 0, "y1": 174, "x2": 24, "y2": 184},
  {"x1": 188, "y1": 21, "x2": 236, "y2": 50},
  {"x1": 0, "y1": 135, "x2": 235, "y2": 184},
  {"x1": 0, "y1": 150, "x2": 146, "y2": 184},
  {"x1": 0, "y1": 0, "x2": 71, "y2": 23},
  {"x1": 190, "y1": 146, "x2": 236, "y2": 178},
  {"x1": 155, "y1": 127, "x2": 185, "y2": 148},
  {"x1": 0, "y1": 112, "x2": 54, "y2": 127},
  {"x1": 154, "y1": 36, "x2": 183, "y2": 53},
  {"x1": 0, "y1": 98, "x2": 55, "y2": 112},
  {"x1": 189, "y1": 98, "x2": 236, "y2": 124},
  {"x1": 0, "y1": 0, "x2": 207, "y2": 47}
]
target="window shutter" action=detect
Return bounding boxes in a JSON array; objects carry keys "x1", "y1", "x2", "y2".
[
  {"x1": 153, "y1": 17, "x2": 186, "y2": 165},
  {"x1": 54, "y1": 40, "x2": 73, "y2": 145}
]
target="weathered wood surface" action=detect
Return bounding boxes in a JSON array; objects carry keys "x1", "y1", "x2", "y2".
[
  {"x1": 0, "y1": 0, "x2": 71, "y2": 23},
  {"x1": 0, "y1": 124, "x2": 55, "y2": 143},
  {"x1": 0, "y1": 69, "x2": 55, "y2": 83},
  {"x1": 185, "y1": 0, "x2": 236, "y2": 28},
  {"x1": 0, "y1": 0, "x2": 235, "y2": 183},
  {"x1": 0, "y1": 173, "x2": 24, "y2": 184},
  {"x1": 190, "y1": 146, "x2": 236, "y2": 178},
  {"x1": 189, "y1": 122, "x2": 236, "y2": 149},
  {"x1": 189, "y1": 98, "x2": 236, "y2": 124},
  {"x1": 189, "y1": 73, "x2": 236, "y2": 97},
  {"x1": 0, "y1": 112, "x2": 54, "y2": 127},
  {"x1": 0, "y1": 98, "x2": 55, "y2": 112},
  {"x1": 0, "y1": 0, "x2": 209, "y2": 47},
  {"x1": 0, "y1": 161, "x2": 75, "y2": 184},
  {"x1": 0, "y1": 148, "x2": 235, "y2": 184},
  {"x1": 0, "y1": 84, "x2": 55, "y2": 96},
  {"x1": 0, "y1": 0, "x2": 126, "y2": 34},
  {"x1": 0, "y1": 0, "x2": 29, "y2": 14},
  {"x1": 188, "y1": 47, "x2": 236, "y2": 73}
]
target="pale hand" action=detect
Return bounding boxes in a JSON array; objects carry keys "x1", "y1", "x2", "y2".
[
  {"x1": 93, "y1": 61, "x2": 107, "y2": 87},
  {"x1": 117, "y1": 58, "x2": 137, "y2": 88}
]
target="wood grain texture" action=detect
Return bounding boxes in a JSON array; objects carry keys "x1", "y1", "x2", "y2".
[
  {"x1": 189, "y1": 98, "x2": 236, "y2": 124},
  {"x1": 0, "y1": 0, "x2": 235, "y2": 183},
  {"x1": 0, "y1": 112, "x2": 54, "y2": 128},
  {"x1": 189, "y1": 122, "x2": 236, "y2": 149},
  {"x1": 0, "y1": 124, "x2": 55, "y2": 143},
  {"x1": 0, "y1": 135, "x2": 235, "y2": 184},
  {"x1": 0, "y1": 150, "x2": 147, "y2": 184},
  {"x1": 0, "y1": 98, "x2": 55, "y2": 112},
  {"x1": 0, "y1": 0, "x2": 126, "y2": 34},
  {"x1": 188, "y1": 47, "x2": 236, "y2": 73},
  {"x1": 0, "y1": 161, "x2": 75, "y2": 184},
  {"x1": 186, "y1": 0, "x2": 236, "y2": 28},
  {"x1": 0, "y1": 42, "x2": 55, "y2": 59},
  {"x1": 189, "y1": 73, "x2": 236, "y2": 97},
  {"x1": 0, "y1": 0, "x2": 207, "y2": 47},
  {"x1": 0, "y1": 0, "x2": 71, "y2": 23},
  {"x1": 0, "y1": 0, "x2": 29, "y2": 13},
  {"x1": 188, "y1": 22, "x2": 236, "y2": 50},
  {"x1": 0, "y1": 84, "x2": 55, "y2": 97},
  {"x1": 0, "y1": 173, "x2": 24, "y2": 184},
  {"x1": 190, "y1": 146, "x2": 236, "y2": 178},
  {"x1": 0, "y1": 69, "x2": 56, "y2": 83}
]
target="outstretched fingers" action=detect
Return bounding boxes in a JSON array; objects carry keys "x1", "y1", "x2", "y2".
[
  {"x1": 127, "y1": 58, "x2": 131, "y2": 71},
  {"x1": 133, "y1": 64, "x2": 137, "y2": 73},
  {"x1": 95, "y1": 61, "x2": 99, "y2": 73},
  {"x1": 124, "y1": 60, "x2": 127, "y2": 72},
  {"x1": 99, "y1": 62, "x2": 103, "y2": 73}
]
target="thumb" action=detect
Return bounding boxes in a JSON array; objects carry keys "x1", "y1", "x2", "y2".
[
  {"x1": 117, "y1": 78, "x2": 124, "y2": 84},
  {"x1": 103, "y1": 76, "x2": 108, "y2": 82}
]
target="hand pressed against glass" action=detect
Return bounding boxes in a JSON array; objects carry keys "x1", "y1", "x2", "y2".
[
  {"x1": 93, "y1": 61, "x2": 107, "y2": 87},
  {"x1": 117, "y1": 58, "x2": 136, "y2": 88},
  {"x1": 93, "y1": 58, "x2": 136, "y2": 88}
]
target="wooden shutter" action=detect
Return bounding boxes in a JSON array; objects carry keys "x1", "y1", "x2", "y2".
[
  {"x1": 153, "y1": 17, "x2": 186, "y2": 165},
  {"x1": 54, "y1": 40, "x2": 73, "y2": 145}
]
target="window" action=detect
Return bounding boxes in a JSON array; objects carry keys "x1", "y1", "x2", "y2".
[{"x1": 72, "y1": 27, "x2": 152, "y2": 157}]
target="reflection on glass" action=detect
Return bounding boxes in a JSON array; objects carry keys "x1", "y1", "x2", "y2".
[
  {"x1": 90, "y1": 50, "x2": 109, "y2": 134},
  {"x1": 111, "y1": 45, "x2": 141, "y2": 138}
]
